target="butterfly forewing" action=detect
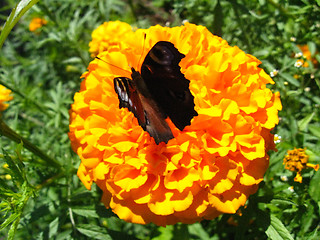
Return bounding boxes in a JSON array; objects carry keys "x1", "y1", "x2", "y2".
[{"x1": 141, "y1": 41, "x2": 198, "y2": 131}]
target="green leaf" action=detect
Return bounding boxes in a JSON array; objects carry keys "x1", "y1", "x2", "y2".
[
  {"x1": 56, "y1": 230, "x2": 73, "y2": 240},
  {"x1": 309, "y1": 170, "x2": 320, "y2": 202},
  {"x1": 0, "y1": 213, "x2": 19, "y2": 230},
  {"x1": 188, "y1": 223, "x2": 212, "y2": 240},
  {"x1": 279, "y1": 73, "x2": 300, "y2": 87},
  {"x1": 308, "y1": 125, "x2": 320, "y2": 138},
  {"x1": 270, "y1": 199, "x2": 297, "y2": 207},
  {"x1": 2, "y1": 150, "x2": 25, "y2": 186},
  {"x1": 173, "y1": 224, "x2": 189, "y2": 240},
  {"x1": 76, "y1": 224, "x2": 112, "y2": 240},
  {"x1": 49, "y1": 217, "x2": 59, "y2": 239},
  {"x1": 298, "y1": 112, "x2": 315, "y2": 131},
  {"x1": 8, "y1": 218, "x2": 20, "y2": 240},
  {"x1": 0, "y1": 0, "x2": 40, "y2": 49},
  {"x1": 265, "y1": 215, "x2": 294, "y2": 240},
  {"x1": 72, "y1": 208, "x2": 99, "y2": 218},
  {"x1": 152, "y1": 226, "x2": 174, "y2": 240},
  {"x1": 307, "y1": 42, "x2": 317, "y2": 55}
]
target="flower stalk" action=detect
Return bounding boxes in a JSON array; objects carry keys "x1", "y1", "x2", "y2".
[{"x1": 0, "y1": 119, "x2": 61, "y2": 169}]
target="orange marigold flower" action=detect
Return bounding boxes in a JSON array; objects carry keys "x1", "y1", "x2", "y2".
[
  {"x1": 283, "y1": 148, "x2": 319, "y2": 183},
  {"x1": 0, "y1": 85, "x2": 13, "y2": 111},
  {"x1": 29, "y1": 17, "x2": 47, "y2": 32},
  {"x1": 89, "y1": 21, "x2": 134, "y2": 58},
  {"x1": 69, "y1": 22, "x2": 282, "y2": 226}
]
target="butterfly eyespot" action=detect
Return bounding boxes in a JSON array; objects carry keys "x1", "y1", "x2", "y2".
[{"x1": 150, "y1": 45, "x2": 173, "y2": 65}]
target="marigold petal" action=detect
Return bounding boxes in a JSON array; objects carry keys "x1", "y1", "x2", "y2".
[
  {"x1": 294, "y1": 173, "x2": 303, "y2": 183},
  {"x1": 93, "y1": 162, "x2": 109, "y2": 180},
  {"x1": 148, "y1": 187, "x2": 194, "y2": 215},
  {"x1": 77, "y1": 163, "x2": 93, "y2": 190},
  {"x1": 0, "y1": 85, "x2": 13, "y2": 111},
  {"x1": 164, "y1": 168, "x2": 200, "y2": 192}
]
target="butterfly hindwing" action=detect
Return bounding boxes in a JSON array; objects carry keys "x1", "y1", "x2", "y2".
[
  {"x1": 114, "y1": 77, "x2": 146, "y2": 128},
  {"x1": 114, "y1": 76, "x2": 173, "y2": 144}
]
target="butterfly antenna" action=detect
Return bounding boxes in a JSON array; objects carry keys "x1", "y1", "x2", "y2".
[
  {"x1": 137, "y1": 33, "x2": 147, "y2": 70},
  {"x1": 95, "y1": 56, "x2": 131, "y2": 74}
]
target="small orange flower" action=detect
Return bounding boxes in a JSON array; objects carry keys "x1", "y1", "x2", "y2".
[
  {"x1": 0, "y1": 85, "x2": 13, "y2": 111},
  {"x1": 29, "y1": 17, "x2": 47, "y2": 32},
  {"x1": 283, "y1": 148, "x2": 319, "y2": 183},
  {"x1": 296, "y1": 44, "x2": 318, "y2": 67},
  {"x1": 69, "y1": 22, "x2": 282, "y2": 226},
  {"x1": 89, "y1": 21, "x2": 134, "y2": 58}
]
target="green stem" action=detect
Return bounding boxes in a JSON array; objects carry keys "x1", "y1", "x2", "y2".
[
  {"x1": 0, "y1": 120, "x2": 61, "y2": 169},
  {"x1": 35, "y1": 171, "x2": 65, "y2": 190}
]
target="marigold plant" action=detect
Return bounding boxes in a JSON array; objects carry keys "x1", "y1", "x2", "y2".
[
  {"x1": 89, "y1": 21, "x2": 134, "y2": 58},
  {"x1": 283, "y1": 148, "x2": 319, "y2": 183},
  {"x1": 69, "y1": 22, "x2": 282, "y2": 226},
  {"x1": 0, "y1": 85, "x2": 13, "y2": 111},
  {"x1": 29, "y1": 17, "x2": 47, "y2": 32}
]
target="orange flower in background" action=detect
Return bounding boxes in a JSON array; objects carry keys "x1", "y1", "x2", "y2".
[
  {"x1": 283, "y1": 148, "x2": 319, "y2": 183},
  {"x1": 89, "y1": 21, "x2": 134, "y2": 58},
  {"x1": 29, "y1": 17, "x2": 47, "y2": 32},
  {"x1": 0, "y1": 85, "x2": 13, "y2": 111},
  {"x1": 296, "y1": 44, "x2": 318, "y2": 67},
  {"x1": 69, "y1": 22, "x2": 282, "y2": 226}
]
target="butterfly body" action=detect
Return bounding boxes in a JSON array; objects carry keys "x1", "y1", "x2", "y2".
[{"x1": 113, "y1": 41, "x2": 197, "y2": 144}]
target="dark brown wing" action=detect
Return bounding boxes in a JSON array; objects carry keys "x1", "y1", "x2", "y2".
[
  {"x1": 140, "y1": 41, "x2": 198, "y2": 131},
  {"x1": 114, "y1": 76, "x2": 173, "y2": 144}
]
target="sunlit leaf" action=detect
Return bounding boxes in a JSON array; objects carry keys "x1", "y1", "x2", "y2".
[
  {"x1": 298, "y1": 112, "x2": 315, "y2": 131},
  {"x1": 266, "y1": 215, "x2": 294, "y2": 240},
  {"x1": 0, "y1": 0, "x2": 40, "y2": 49},
  {"x1": 76, "y1": 224, "x2": 112, "y2": 240},
  {"x1": 279, "y1": 73, "x2": 300, "y2": 87},
  {"x1": 309, "y1": 125, "x2": 320, "y2": 138},
  {"x1": 152, "y1": 226, "x2": 174, "y2": 240}
]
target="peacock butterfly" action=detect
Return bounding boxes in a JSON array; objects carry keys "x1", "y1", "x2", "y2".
[{"x1": 113, "y1": 41, "x2": 198, "y2": 144}]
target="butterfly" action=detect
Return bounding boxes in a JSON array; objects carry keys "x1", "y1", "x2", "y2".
[{"x1": 113, "y1": 41, "x2": 198, "y2": 144}]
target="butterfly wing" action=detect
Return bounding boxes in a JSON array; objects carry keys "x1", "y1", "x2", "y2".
[
  {"x1": 114, "y1": 76, "x2": 173, "y2": 144},
  {"x1": 114, "y1": 77, "x2": 146, "y2": 127},
  {"x1": 140, "y1": 41, "x2": 198, "y2": 131}
]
